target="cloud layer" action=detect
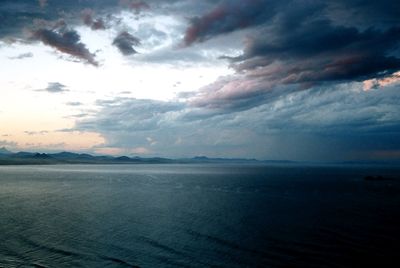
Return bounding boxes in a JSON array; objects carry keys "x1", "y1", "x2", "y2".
[
  {"x1": 75, "y1": 81, "x2": 400, "y2": 160},
  {"x1": 179, "y1": 0, "x2": 400, "y2": 118},
  {"x1": 0, "y1": 0, "x2": 399, "y2": 160}
]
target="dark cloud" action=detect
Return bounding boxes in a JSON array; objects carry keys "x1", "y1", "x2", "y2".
[
  {"x1": 184, "y1": 0, "x2": 400, "y2": 85},
  {"x1": 0, "y1": 0, "x2": 127, "y2": 39},
  {"x1": 183, "y1": 0, "x2": 400, "y2": 46},
  {"x1": 233, "y1": 23, "x2": 400, "y2": 83},
  {"x1": 0, "y1": 2, "x2": 50, "y2": 38},
  {"x1": 81, "y1": 8, "x2": 94, "y2": 25},
  {"x1": 120, "y1": 0, "x2": 150, "y2": 14},
  {"x1": 32, "y1": 28, "x2": 98, "y2": 65},
  {"x1": 39, "y1": 82, "x2": 69, "y2": 93},
  {"x1": 32, "y1": 18, "x2": 68, "y2": 32},
  {"x1": 0, "y1": 1, "x2": 70, "y2": 38},
  {"x1": 38, "y1": 0, "x2": 47, "y2": 9},
  {"x1": 327, "y1": 0, "x2": 400, "y2": 28},
  {"x1": 81, "y1": 9, "x2": 106, "y2": 30},
  {"x1": 0, "y1": 0, "x2": 191, "y2": 40},
  {"x1": 113, "y1": 31, "x2": 141, "y2": 55},
  {"x1": 181, "y1": 0, "x2": 400, "y2": 88},
  {"x1": 179, "y1": 0, "x2": 400, "y2": 110},
  {"x1": 91, "y1": 19, "x2": 106, "y2": 30},
  {"x1": 183, "y1": 0, "x2": 276, "y2": 46}
]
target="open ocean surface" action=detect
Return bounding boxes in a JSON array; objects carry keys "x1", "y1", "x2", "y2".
[{"x1": 0, "y1": 164, "x2": 399, "y2": 267}]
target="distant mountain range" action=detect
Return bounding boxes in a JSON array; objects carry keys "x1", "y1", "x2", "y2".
[
  {"x1": 0, "y1": 147, "x2": 289, "y2": 165},
  {"x1": 1, "y1": 147, "x2": 399, "y2": 166}
]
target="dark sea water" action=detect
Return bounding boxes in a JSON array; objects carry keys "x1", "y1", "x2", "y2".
[{"x1": 1, "y1": 164, "x2": 400, "y2": 268}]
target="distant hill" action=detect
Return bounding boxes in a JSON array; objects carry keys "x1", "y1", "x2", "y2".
[
  {"x1": 0, "y1": 149, "x2": 268, "y2": 165},
  {"x1": 0, "y1": 147, "x2": 12, "y2": 155},
  {"x1": 1, "y1": 149, "x2": 396, "y2": 166}
]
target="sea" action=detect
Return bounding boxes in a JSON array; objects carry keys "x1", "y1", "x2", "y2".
[{"x1": 0, "y1": 164, "x2": 399, "y2": 267}]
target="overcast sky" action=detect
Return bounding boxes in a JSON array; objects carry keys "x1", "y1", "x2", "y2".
[{"x1": 0, "y1": 0, "x2": 399, "y2": 161}]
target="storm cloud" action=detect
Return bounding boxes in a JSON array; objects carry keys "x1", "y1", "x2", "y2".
[
  {"x1": 183, "y1": 0, "x2": 277, "y2": 46},
  {"x1": 113, "y1": 31, "x2": 141, "y2": 55},
  {"x1": 232, "y1": 23, "x2": 400, "y2": 83},
  {"x1": 32, "y1": 29, "x2": 98, "y2": 65},
  {"x1": 179, "y1": 0, "x2": 400, "y2": 111},
  {"x1": 183, "y1": 0, "x2": 400, "y2": 46}
]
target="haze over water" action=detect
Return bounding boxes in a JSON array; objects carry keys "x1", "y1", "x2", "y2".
[{"x1": 1, "y1": 164, "x2": 399, "y2": 267}]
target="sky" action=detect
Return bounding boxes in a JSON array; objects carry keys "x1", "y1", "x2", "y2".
[{"x1": 0, "y1": 0, "x2": 399, "y2": 161}]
